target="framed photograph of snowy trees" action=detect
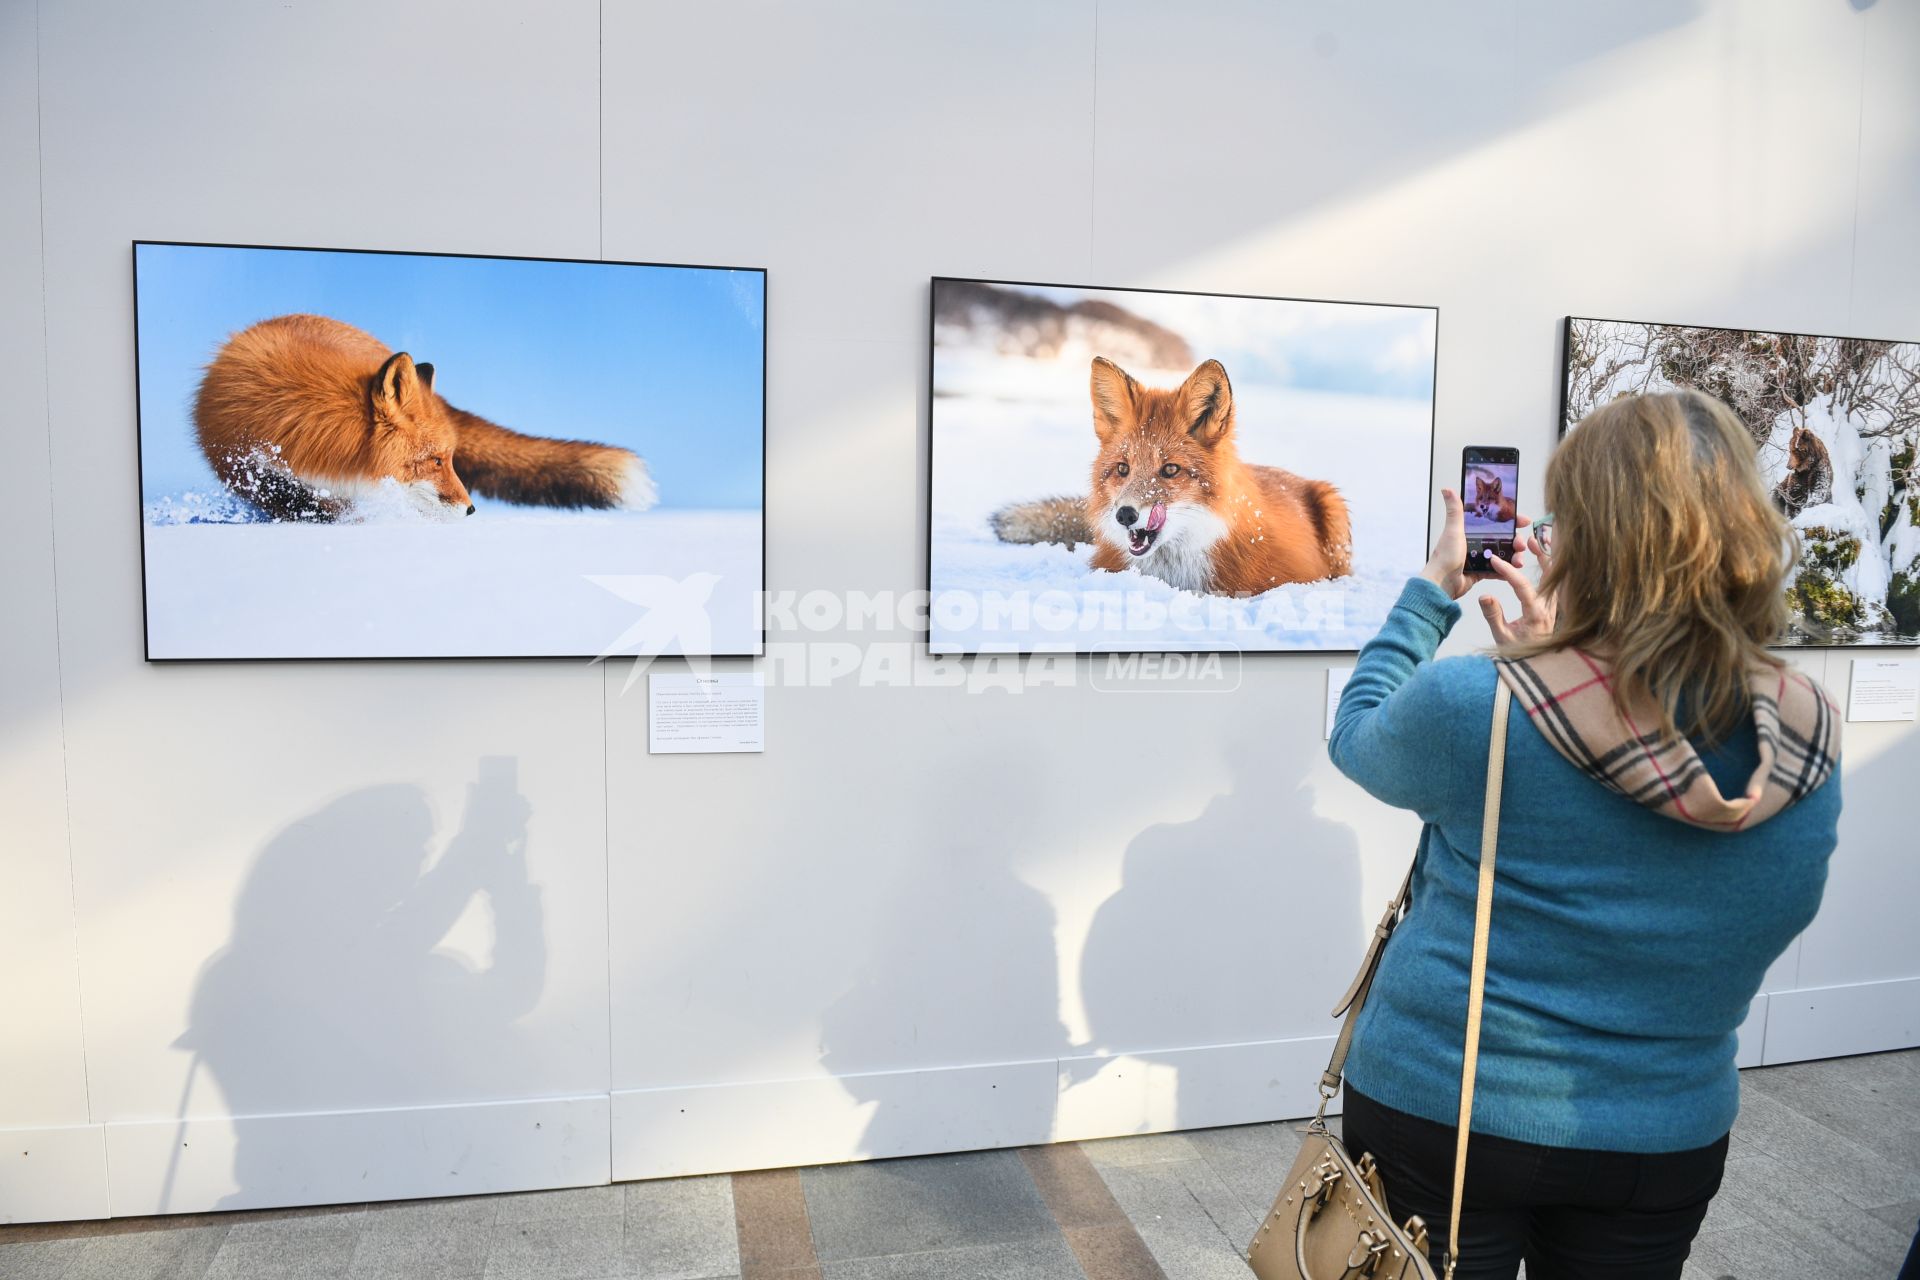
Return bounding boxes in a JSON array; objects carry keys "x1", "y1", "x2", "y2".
[{"x1": 1562, "y1": 317, "x2": 1920, "y2": 646}]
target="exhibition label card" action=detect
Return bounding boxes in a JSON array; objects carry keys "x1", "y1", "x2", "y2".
[
  {"x1": 648, "y1": 672, "x2": 765, "y2": 753},
  {"x1": 1325, "y1": 667, "x2": 1354, "y2": 740},
  {"x1": 1846, "y1": 659, "x2": 1919, "y2": 723}
]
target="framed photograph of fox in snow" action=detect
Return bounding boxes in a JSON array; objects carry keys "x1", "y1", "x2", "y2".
[
  {"x1": 133, "y1": 241, "x2": 765, "y2": 660},
  {"x1": 926, "y1": 277, "x2": 1438, "y2": 654},
  {"x1": 1561, "y1": 317, "x2": 1920, "y2": 646}
]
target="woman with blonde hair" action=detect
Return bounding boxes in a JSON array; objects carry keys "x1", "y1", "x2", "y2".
[{"x1": 1329, "y1": 390, "x2": 1841, "y2": 1278}]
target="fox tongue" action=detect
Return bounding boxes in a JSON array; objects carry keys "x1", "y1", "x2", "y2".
[{"x1": 1146, "y1": 502, "x2": 1167, "y2": 533}]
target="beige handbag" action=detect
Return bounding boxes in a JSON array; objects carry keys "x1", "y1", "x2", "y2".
[{"x1": 1248, "y1": 682, "x2": 1512, "y2": 1280}]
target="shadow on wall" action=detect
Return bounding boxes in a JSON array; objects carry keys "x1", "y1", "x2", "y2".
[
  {"x1": 1075, "y1": 731, "x2": 1363, "y2": 1130},
  {"x1": 169, "y1": 758, "x2": 546, "y2": 1210},
  {"x1": 818, "y1": 784, "x2": 1072, "y2": 1161}
]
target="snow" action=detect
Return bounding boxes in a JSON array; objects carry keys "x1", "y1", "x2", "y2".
[
  {"x1": 1782, "y1": 402, "x2": 1894, "y2": 610},
  {"x1": 142, "y1": 493, "x2": 761, "y2": 659},
  {"x1": 929, "y1": 347, "x2": 1433, "y2": 652}
]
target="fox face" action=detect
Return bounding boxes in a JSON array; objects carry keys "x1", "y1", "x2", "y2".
[
  {"x1": 367, "y1": 351, "x2": 473, "y2": 516},
  {"x1": 1472, "y1": 472, "x2": 1503, "y2": 518},
  {"x1": 1086, "y1": 356, "x2": 1235, "y2": 569}
]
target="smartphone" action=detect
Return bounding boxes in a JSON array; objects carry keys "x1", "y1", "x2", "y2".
[{"x1": 1461, "y1": 446, "x2": 1519, "y2": 576}]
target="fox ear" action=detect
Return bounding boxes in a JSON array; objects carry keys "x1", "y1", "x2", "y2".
[
  {"x1": 1177, "y1": 359, "x2": 1234, "y2": 446},
  {"x1": 414, "y1": 361, "x2": 434, "y2": 393},
  {"x1": 371, "y1": 351, "x2": 424, "y2": 421},
  {"x1": 1090, "y1": 357, "x2": 1140, "y2": 440}
]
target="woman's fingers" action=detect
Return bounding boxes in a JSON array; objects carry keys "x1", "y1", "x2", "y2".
[
  {"x1": 1420, "y1": 487, "x2": 1476, "y2": 599},
  {"x1": 1487, "y1": 550, "x2": 1536, "y2": 607},
  {"x1": 1478, "y1": 594, "x2": 1512, "y2": 644}
]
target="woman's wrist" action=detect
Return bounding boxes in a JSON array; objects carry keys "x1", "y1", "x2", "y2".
[
  {"x1": 1396, "y1": 574, "x2": 1464, "y2": 635},
  {"x1": 1418, "y1": 558, "x2": 1464, "y2": 598}
]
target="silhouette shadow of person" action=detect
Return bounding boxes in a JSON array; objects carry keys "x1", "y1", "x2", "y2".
[
  {"x1": 1075, "y1": 733, "x2": 1364, "y2": 1130},
  {"x1": 818, "y1": 841, "x2": 1072, "y2": 1164},
  {"x1": 170, "y1": 757, "x2": 545, "y2": 1210}
]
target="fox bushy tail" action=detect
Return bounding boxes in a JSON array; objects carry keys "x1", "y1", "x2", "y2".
[
  {"x1": 449, "y1": 407, "x2": 657, "y2": 511},
  {"x1": 991, "y1": 494, "x2": 1092, "y2": 548},
  {"x1": 1302, "y1": 479, "x2": 1352, "y2": 575}
]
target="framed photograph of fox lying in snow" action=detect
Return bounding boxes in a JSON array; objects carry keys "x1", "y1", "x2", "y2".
[
  {"x1": 926, "y1": 277, "x2": 1438, "y2": 654},
  {"x1": 1561, "y1": 317, "x2": 1920, "y2": 646},
  {"x1": 133, "y1": 241, "x2": 765, "y2": 660}
]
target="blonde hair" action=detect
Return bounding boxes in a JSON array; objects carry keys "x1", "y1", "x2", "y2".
[{"x1": 1508, "y1": 390, "x2": 1795, "y2": 741}]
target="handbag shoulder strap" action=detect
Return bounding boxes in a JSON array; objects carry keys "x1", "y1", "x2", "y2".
[
  {"x1": 1446, "y1": 679, "x2": 1512, "y2": 1278},
  {"x1": 1313, "y1": 859, "x2": 1414, "y2": 1104},
  {"x1": 1309, "y1": 680, "x2": 1513, "y2": 1279}
]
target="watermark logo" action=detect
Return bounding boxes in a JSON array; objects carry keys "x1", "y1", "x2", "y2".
[
  {"x1": 590, "y1": 578, "x2": 1339, "y2": 693},
  {"x1": 1089, "y1": 649, "x2": 1242, "y2": 694},
  {"x1": 587, "y1": 573, "x2": 720, "y2": 692}
]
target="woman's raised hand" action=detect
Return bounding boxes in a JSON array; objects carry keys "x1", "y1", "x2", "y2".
[
  {"x1": 1420, "y1": 487, "x2": 1531, "y2": 601},
  {"x1": 1480, "y1": 528, "x2": 1556, "y2": 645}
]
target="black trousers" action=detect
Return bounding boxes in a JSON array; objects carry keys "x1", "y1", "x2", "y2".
[{"x1": 1341, "y1": 1086, "x2": 1729, "y2": 1280}]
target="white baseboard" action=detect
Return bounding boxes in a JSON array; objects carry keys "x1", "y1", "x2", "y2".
[
  {"x1": 611, "y1": 1036, "x2": 1341, "y2": 1182},
  {"x1": 1054, "y1": 1035, "x2": 1334, "y2": 1140},
  {"x1": 1760, "y1": 976, "x2": 1920, "y2": 1065},
  {"x1": 0, "y1": 1123, "x2": 109, "y2": 1224},
  {"x1": 611, "y1": 1059, "x2": 1057, "y2": 1181},
  {"x1": 1735, "y1": 995, "x2": 1768, "y2": 1068},
  {"x1": 11, "y1": 980, "x2": 1917, "y2": 1223},
  {"x1": 104, "y1": 1093, "x2": 610, "y2": 1217}
]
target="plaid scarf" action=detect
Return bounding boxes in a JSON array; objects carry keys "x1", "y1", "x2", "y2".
[{"x1": 1493, "y1": 649, "x2": 1841, "y2": 831}]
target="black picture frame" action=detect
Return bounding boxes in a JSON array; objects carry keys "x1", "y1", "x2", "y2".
[
  {"x1": 132, "y1": 239, "x2": 768, "y2": 662},
  {"x1": 924, "y1": 275, "x2": 1440, "y2": 657},
  {"x1": 1559, "y1": 313, "x2": 1920, "y2": 649}
]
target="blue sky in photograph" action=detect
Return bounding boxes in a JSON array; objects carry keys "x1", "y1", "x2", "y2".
[{"x1": 135, "y1": 243, "x2": 764, "y2": 509}]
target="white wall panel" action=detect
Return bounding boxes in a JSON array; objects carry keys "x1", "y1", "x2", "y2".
[
  {"x1": 19, "y1": 0, "x2": 611, "y2": 1220},
  {"x1": 1791, "y1": 714, "x2": 1920, "y2": 992},
  {"x1": 1848, "y1": 0, "x2": 1920, "y2": 340},
  {"x1": 599, "y1": 0, "x2": 1097, "y2": 346},
  {"x1": 0, "y1": 0, "x2": 105, "y2": 1224}
]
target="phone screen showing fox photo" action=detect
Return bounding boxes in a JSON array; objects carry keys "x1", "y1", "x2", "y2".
[{"x1": 1462, "y1": 446, "x2": 1519, "y2": 576}]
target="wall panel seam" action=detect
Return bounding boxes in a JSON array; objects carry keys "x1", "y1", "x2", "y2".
[{"x1": 30, "y1": 0, "x2": 100, "y2": 1144}]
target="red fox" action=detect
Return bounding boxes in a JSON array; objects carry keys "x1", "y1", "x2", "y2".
[
  {"x1": 1471, "y1": 472, "x2": 1516, "y2": 524},
  {"x1": 991, "y1": 357, "x2": 1351, "y2": 594},
  {"x1": 193, "y1": 314, "x2": 656, "y2": 521}
]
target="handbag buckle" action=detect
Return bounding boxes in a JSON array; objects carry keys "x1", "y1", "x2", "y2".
[
  {"x1": 1311, "y1": 1079, "x2": 1339, "y2": 1129},
  {"x1": 1307, "y1": 1159, "x2": 1343, "y2": 1215},
  {"x1": 1347, "y1": 1229, "x2": 1391, "y2": 1273}
]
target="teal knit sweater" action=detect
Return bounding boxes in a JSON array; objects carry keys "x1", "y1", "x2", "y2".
[{"x1": 1328, "y1": 577, "x2": 1840, "y2": 1153}]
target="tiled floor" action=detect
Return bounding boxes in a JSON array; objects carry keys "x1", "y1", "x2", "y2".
[{"x1": 4, "y1": 1050, "x2": 1915, "y2": 1280}]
